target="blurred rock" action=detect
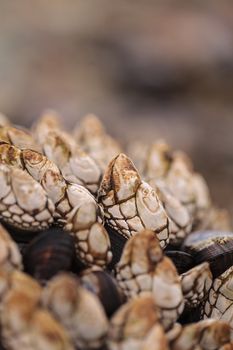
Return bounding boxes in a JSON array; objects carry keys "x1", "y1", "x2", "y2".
[{"x1": 0, "y1": 0, "x2": 232, "y2": 219}]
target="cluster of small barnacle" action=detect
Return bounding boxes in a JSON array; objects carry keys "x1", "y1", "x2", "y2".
[{"x1": 0, "y1": 111, "x2": 232, "y2": 350}]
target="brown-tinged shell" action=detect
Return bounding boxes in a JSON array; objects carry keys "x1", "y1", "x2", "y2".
[
  {"x1": 32, "y1": 109, "x2": 62, "y2": 146},
  {"x1": 21, "y1": 148, "x2": 105, "y2": 232},
  {"x1": 79, "y1": 267, "x2": 126, "y2": 317},
  {"x1": 149, "y1": 179, "x2": 192, "y2": 246},
  {"x1": 0, "y1": 224, "x2": 22, "y2": 271},
  {"x1": 0, "y1": 143, "x2": 23, "y2": 168},
  {"x1": 42, "y1": 273, "x2": 109, "y2": 350},
  {"x1": 74, "y1": 114, "x2": 122, "y2": 171},
  {"x1": 42, "y1": 128, "x2": 102, "y2": 195},
  {"x1": 23, "y1": 228, "x2": 76, "y2": 284},
  {"x1": 108, "y1": 294, "x2": 162, "y2": 350},
  {"x1": 169, "y1": 319, "x2": 231, "y2": 350},
  {"x1": 65, "y1": 197, "x2": 112, "y2": 268},
  {"x1": 220, "y1": 344, "x2": 233, "y2": 350},
  {"x1": 116, "y1": 229, "x2": 184, "y2": 330},
  {"x1": 127, "y1": 139, "x2": 172, "y2": 180},
  {"x1": 130, "y1": 140, "x2": 211, "y2": 224},
  {"x1": 0, "y1": 125, "x2": 41, "y2": 152},
  {"x1": 98, "y1": 153, "x2": 170, "y2": 248},
  {"x1": 181, "y1": 262, "x2": 213, "y2": 308},
  {"x1": 0, "y1": 287, "x2": 74, "y2": 350},
  {"x1": 203, "y1": 265, "x2": 233, "y2": 331},
  {"x1": 141, "y1": 323, "x2": 169, "y2": 350},
  {"x1": 0, "y1": 164, "x2": 55, "y2": 231}
]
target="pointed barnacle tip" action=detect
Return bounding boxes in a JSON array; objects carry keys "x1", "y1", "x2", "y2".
[
  {"x1": 114, "y1": 153, "x2": 139, "y2": 174},
  {"x1": 81, "y1": 113, "x2": 105, "y2": 134},
  {"x1": 22, "y1": 149, "x2": 43, "y2": 167}
]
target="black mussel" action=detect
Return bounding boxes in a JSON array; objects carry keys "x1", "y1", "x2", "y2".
[
  {"x1": 178, "y1": 305, "x2": 203, "y2": 325},
  {"x1": 1, "y1": 221, "x2": 39, "y2": 243},
  {"x1": 79, "y1": 268, "x2": 126, "y2": 317},
  {"x1": 23, "y1": 227, "x2": 76, "y2": 284},
  {"x1": 17, "y1": 242, "x2": 28, "y2": 255},
  {"x1": 182, "y1": 231, "x2": 233, "y2": 278},
  {"x1": 105, "y1": 224, "x2": 127, "y2": 271},
  {"x1": 164, "y1": 250, "x2": 194, "y2": 274}
]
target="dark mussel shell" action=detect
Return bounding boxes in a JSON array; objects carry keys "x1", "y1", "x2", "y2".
[
  {"x1": 178, "y1": 305, "x2": 203, "y2": 325},
  {"x1": 164, "y1": 250, "x2": 194, "y2": 274},
  {"x1": 79, "y1": 268, "x2": 126, "y2": 317},
  {"x1": 182, "y1": 231, "x2": 233, "y2": 278},
  {"x1": 105, "y1": 224, "x2": 127, "y2": 271},
  {"x1": 1, "y1": 221, "x2": 39, "y2": 243},
  {"x1": 23, "y1": 227, "x2": 76, "y2": 284}
]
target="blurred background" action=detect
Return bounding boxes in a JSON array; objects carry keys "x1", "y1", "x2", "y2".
[{"x1": 0, "y1": 0, "x2": 232, "y2": 217}]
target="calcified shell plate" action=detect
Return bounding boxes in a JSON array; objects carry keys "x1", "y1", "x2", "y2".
[
  {"x1": 98, "y1": 153, "x2": 170, "y2": 248},
  {"x1": 0, "y1": 165, "x2": 54, "y2": 231}
]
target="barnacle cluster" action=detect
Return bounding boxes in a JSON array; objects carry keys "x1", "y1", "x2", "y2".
[{"x1": 0, "y1": 111, "x2": 232, "y2": 350}]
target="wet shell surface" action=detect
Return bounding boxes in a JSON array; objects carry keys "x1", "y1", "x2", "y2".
[
  {"x1": 0, "y1": 164, "x2": 55, "y2": 231},
  {"x1": 98, "y1": 153, "x2": 170, "y2": 248},
  {"x1": 23, "y1": 227, "x2": 76, "y2": 284},
  {"x1": 164, "y1": 250, "x2": 194, "y2": 274}
]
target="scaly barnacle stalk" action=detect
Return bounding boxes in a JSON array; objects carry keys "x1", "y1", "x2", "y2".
[
  {"x1": 0, "y1": 164, "x2": 55, "y2": 231},
  {"x1": 21, "y1": 149, "x2": 112, "y2": 267},
  {"x1": 0, "y1": 145, "x2": 112, "y2": 267},
  {"x1": 203, "y1": 265, "x2": 233, "y2": 333},
  {"x1": 180, "y1": 262, "x2": 213, "y2": 308},
  {"x1": 98, "y1": 153, "x2": 170, "y2": 248},
  {"x1": 42, "y1": 273, "x2": 109, "y2": 350},
  {"x1": 74, "y1": 114, "x2": 122, "y2": 171},
  {"x1": 116, "y1": 229, "x2": 184, "y2": 330},
  {"x1": 150, "y1": 179, "x2": 192, "y2": 246}
]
